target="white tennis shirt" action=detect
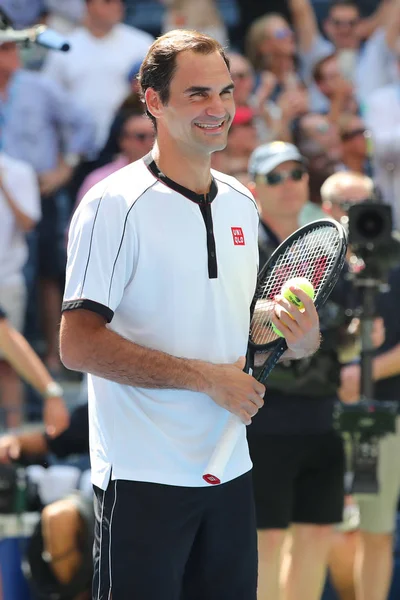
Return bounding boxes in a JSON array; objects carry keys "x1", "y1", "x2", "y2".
[{"x1": 63, "y1": 153, "x2": 259, "y2": 489}]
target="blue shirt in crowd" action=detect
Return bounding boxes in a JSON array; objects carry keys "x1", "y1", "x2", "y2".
[{"x1": 0, "y1": 69, "x2": 96, "y2": 173}]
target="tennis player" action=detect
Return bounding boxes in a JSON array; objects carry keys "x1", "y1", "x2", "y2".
[{"x1": 60, "y1": 30, "x2": 321, "y2": 600}]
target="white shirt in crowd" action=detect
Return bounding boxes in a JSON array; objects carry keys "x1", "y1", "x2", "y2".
[
  {"x1": 363, "y1": 83, "x2": 400, "y2": 228},
  {"x1": 43, "y1": 24, "x2": 154, "y2": 151},
  {"x1": 0, "y1": 153, "x2": 41, "y2": 287},
  {"x1": 63, "y1": 156, "x2": 259, "y2": 490}
]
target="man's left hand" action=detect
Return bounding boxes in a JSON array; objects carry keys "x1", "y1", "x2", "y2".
[
  {"x1": 271, "y1": 286, "x2": 321, "y2": 359},
  {"x1": 44, "y1": 396, "x2": 70, "y2": 438}
]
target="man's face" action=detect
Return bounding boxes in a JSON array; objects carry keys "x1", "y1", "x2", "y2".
[
  {"x1": 259, "y1": 16, "x2": 296, "y2": 58},
  {"x1": 119, "y1": 115, "x2": 155, "y2": 162},
  {"x1": 324, "y1": 5, "x2": 360, "y2": 50},
  {"x1": 150, "y1": 50, "x2": 235, "y2": 156},
  {"x1": 227, "y1": 120, "x2": 259, "y2": 156},
  {"x1": 318, "y1": 56, "x2": 342, "y2": 98},
  {"x1": 255, "y1": 160, "x2": 309, "y2": 219},
  {"x1": 301, "y1": 114, "x2": 342, "y2": 162},
  {"x1": 340, "y1": 116, "x2": 368, "y2": 158},
  {"x1": 87, "y1": 0, "x2": 124, "y2": 28},
  {"x1": 0, "y1": 42, "x2": 21, "y2": 75},
  {"x1": 323, "y1": 181, "x2": 369, "y2": 222},
  {"x1": 229, "y1": 54, "x2": 255, "y2": 106}
]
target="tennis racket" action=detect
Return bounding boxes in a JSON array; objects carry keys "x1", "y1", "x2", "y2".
[{"x1": 203, "y1": 219, "x2": 348, "y2": 485}]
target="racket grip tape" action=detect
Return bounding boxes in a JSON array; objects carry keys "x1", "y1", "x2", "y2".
[{"x1": 202, "y1": 415, "x2": 243, "y2": 485}]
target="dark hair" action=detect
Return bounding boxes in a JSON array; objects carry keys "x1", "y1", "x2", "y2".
[
  {"x1": 138, "y1": 30, "x2": 230, "y2": 127},
  {"x1": 313, "y1": 53, "x2": 336, "y2": 83},
  {"x1": 328, "y1": 0, "x2": 360, "y2": 17}
]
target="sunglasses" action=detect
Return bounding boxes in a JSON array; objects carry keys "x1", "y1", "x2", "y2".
[
  {"x1": 272, "y1": 28, "x2": 293, "y2": 40},
  {"x1": 264, "y1": 168, "x2": 305, "y2": 186},
  {"x1": 330, "y1": 18, "x2": 359, "y2": 28},
  {"x1": 340, "y1": 128, "x2": 369, "y2": 142},
  {"x1": 122, "y1": 132, "x2": 154, "y2": 142}
]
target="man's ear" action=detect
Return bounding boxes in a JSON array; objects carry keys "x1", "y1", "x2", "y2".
[{"x1": 145, "y1": 88, "x2": 164, "y2": 121}]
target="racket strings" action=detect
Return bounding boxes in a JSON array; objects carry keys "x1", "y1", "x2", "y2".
[{"x1": 250, "y1": 226, "x2": 340, "y2": 346}]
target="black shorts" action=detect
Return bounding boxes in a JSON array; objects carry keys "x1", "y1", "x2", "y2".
[
  {"x1": 93, "y1": 472, "x2": 257, "y2": 600},
  {"x1": 248, "y1": 431, "x2": 345, "y2": 530}
]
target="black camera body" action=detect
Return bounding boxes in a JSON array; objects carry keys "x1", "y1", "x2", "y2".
[
  {"x1": 334, "y1": 401, "x2": 397, "y2": 494},
  {"x1": 337, "y1": 199, "x2": 400, "y2": 494}
]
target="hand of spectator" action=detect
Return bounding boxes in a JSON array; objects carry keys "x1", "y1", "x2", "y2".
[
  {"x1": 338, "y1": 363, "x2": 360, "y2": 404},
  {"x1": 0, "y1": 434, "x2": 21, "y2": 463},
  {"x1": 254, "y1": 71, "x2": 278, "y2": 108},
  {"x1": 332, "y1": 77, "x2": 354, "y2": 100},
  {"x1": 278, "y1": 89, "x2": 308, "y2": 121},
  {"x1": 44, "y1": 396, "x2": 70, "y2": 438},
  {"x1": 272, "y1": 287, "x2": 321, "y2": 359},
  {"x1": 39, "y1": 163, "x2": 73, "y2": 197}
]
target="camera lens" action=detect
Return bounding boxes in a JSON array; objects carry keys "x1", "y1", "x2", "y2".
[{"x1": 356, "y1": 209, "x2": 385, "y2": 241}]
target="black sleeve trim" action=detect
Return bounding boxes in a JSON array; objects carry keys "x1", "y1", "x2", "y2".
[{"x1": 62, "y1": 299, "x2": 114, "y2": 323}]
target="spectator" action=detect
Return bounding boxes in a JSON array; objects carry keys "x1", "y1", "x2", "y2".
[
  {"x1": 247, "y1": 141, "x2": 346, "y2": 600},
  {"x1": 221, "y1": 106, "x2": 259, "y2": 179},
  {"x1": 313, "y1": 53, "x2": 358, "y2": 120},
  {"x1": 0, "y1": 40, "x2": 95, "y2": 375},
  {"x1": 0, "y1": 152, "x2": 40, "y2": 427},
  {"x1": 321, "y1": 170, "x2": 400, "y2": 600},
  {"x1": 363, "y1": 40, "x2": 400, "y2": 227},
  {"x1": 161, "y1": 0, "x2": 228, "y2": 46},
  {"x1": 44, "y1": 0, "x2": 85, "y2": 33},
  {"x1": 76, "y1": 110, "x2": 154, "y2": 208},
  {"x1": 43, "y1": 0, "x2": 154, "y2": 155},
  {"x1": 339, "y1": 113, "x2": 373, "y2": 176},
  {"x1": 89, "y1": 59, "x2": 145, "y2": 170},
  {"x1": 0, "y1": 403, "x2": 91, "y2": 600},
  {"x1": 0, "y1": 306, "x2": 69, "y2": 436},
  {"x1": 293, "y1": 113, "x2": 342, "y2": 204},
  {"x1": 0, "y1": 0, "x2": 44, "y2": 28}
]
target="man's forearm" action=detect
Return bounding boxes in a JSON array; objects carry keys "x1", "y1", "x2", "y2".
[
  {"x1": 61, "y1": 313, "x2": 214, "y2": 393},
  {"x1": 0, "y1": 322, "x2": 54, "y2": 395},
  {"x1": 373, "y1": 343, "x2": 400, "y2": 381}
]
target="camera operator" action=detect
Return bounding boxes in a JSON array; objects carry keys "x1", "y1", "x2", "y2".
[
  {"x1": 321, "y1": 170, "x2": 400, "y2": 600},
  {"x1": 246, "y1": 141, "x2": 356, "y2": 600},
  {"x1": 0, "y1": 403, "x2": 91, "y2": 600}
]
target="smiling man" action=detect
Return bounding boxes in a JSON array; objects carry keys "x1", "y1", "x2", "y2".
[{"x1": 60, "y1": 30, "x2": 320, "y2": 600}]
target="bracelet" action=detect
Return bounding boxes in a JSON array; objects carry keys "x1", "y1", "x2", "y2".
[{"x1": 43, "y1": 381, "x2": 64, "y2": 399}]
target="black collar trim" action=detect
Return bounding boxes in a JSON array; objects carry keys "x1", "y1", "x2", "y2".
[{"x1": 143, "y1": 152, "x2": 218, "y2": 204}]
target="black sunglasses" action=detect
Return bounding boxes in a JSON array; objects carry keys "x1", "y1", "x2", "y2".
[
  {"x1": 265, "y1": 168, "x2": 306, "y2": 186},
  {"x1": 341, "y1": 128, "x2": 369, "y2": 142}
]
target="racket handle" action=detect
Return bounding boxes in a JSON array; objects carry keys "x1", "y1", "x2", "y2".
[
  {"x1": 257, "y1": 341, "x2": 288, "y2": 384},
  {"x1": 202, "y1": 415, "x2": 243, "y2": 485}
]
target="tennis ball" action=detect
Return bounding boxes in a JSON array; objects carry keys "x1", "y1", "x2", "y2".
[
  {"x1": 281, "y1": 277, "x2": 315, "y2": 310},
  {"x1": 271, "y1": 278, "x2": 315, "y2": 337}
]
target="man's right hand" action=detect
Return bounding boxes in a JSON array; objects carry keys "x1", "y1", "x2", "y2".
[
  {"x1": 202, "y1": 357, "x2": 265, "y2": 425},
  {"x1": 0, "y1": 435, "x2": 21, "y2": 463}
]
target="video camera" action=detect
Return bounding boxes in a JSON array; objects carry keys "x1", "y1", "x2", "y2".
[{"x1": 335, "y1": 199, "x2": 400, "y2": 494}]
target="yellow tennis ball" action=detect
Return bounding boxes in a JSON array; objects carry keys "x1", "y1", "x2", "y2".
[
  {"x1": 281, "y1": 277, "x2": 315, "y2": 310},
  {"x1": 271, "y1": 321, "x2": 284, "y2": 337}
]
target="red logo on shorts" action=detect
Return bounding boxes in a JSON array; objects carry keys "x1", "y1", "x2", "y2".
[{"x1": 231, "y1": 227, "x2": 245, "y2": 245}]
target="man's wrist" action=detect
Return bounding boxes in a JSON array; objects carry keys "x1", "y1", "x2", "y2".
[{"x1": 43, "y1": 381, "x2": 64, "y2": 399}]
